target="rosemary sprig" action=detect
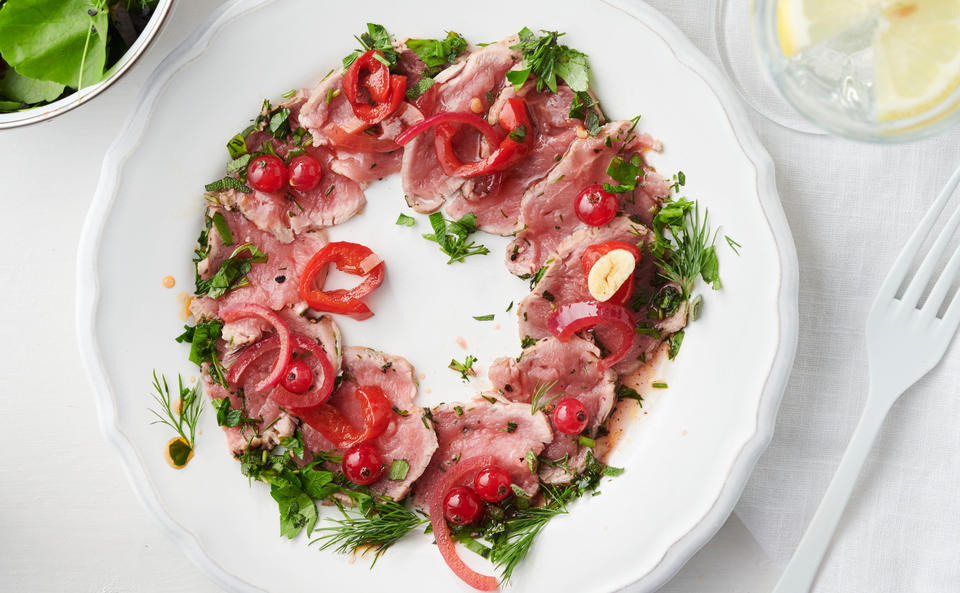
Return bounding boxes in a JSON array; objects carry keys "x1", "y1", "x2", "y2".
[
  {"x1": 529, "y1": 379, "x2": 563, "y2": 414},
  {"x1": 149, "y1": 371, "x2": 202, "y2": 449},
  {"x1": 311, "y1": 497, "x2": 428, "y2": 566}
]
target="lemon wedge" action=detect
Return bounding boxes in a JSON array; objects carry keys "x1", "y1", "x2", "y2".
[{"x1": 776, "y1": 0, "x2": 960, "y2": 121}]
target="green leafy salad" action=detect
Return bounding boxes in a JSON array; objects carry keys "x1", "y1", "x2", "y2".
[{"x1": 0, "y1": 0, "x2": 161, "y2": 113}]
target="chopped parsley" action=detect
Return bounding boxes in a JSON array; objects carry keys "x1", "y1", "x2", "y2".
[
  {"x1": 507, "y1": 28, "x2": 590, "y2": 93},
  {"x1": 388, "y1": 459, "x2": 410, "y2": 481},
  {"x1": 423, "y1": 212, "x2": 490, "y2": 264},
  {"x1": 395, "y1": 213, "x2": 416, "y2": 227},
  {"x1": 499, "y1": 421, "x2": 518, "y2": 433},
  {"x1": 195, "y1": 243, "x2": 267, "y2": 299},
  {"x1": 343, "y1": 23, "x2": 398, "y2": 69},
  {"x1": 404, "y1": 31, "x2": 467, "y2": 99},
  {"x1": 569, "y1": 90, "x2": 602, "y2": 136},
  {"x1": 175, "y1": 320, "x2": 227, "y2": 387},
  {"x1": 603, "y1": 153, "x2": 644, "y2": 194}
]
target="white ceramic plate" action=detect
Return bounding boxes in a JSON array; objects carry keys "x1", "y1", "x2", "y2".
[{"x1": 77, "y1": 1, "x2": 799, "y2": 592}]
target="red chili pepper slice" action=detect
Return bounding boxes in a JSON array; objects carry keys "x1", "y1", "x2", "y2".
[
  {"x1": 580, "y1": 241, "x2": 642, "y2": 306},
  {"x1": 342, "y1": 50, "x2": 407, "y2": 125},
  {"x1": 228, "y1": 334, "x2": 336, "y2": 409},
  {"x1": 295, "y1": 385, "x2": 392, "y2": 449},
  {"x1": 299, "y1": 241, "x2": 385, "y2": 320},
  {"x1": 219, "y1": 303, "x2": 292, "y2": 392},
  {"x1": 429, "y1": 455, "x2": 499, "y2": 591},
  {"x1": 394, "y1": 111, "x2": 502, "y2": 147},
  {"x1": 547, "y1": 301, "x2": 635, "y2": 371},
  {"x1": 434, "y1": 97, "x2": 533, "y2": 178}
]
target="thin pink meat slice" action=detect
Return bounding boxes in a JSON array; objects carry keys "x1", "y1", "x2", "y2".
[
  {"x1": 297, "y1": 71, "x2": 421, "y2": 185},
  {"x1": 488, "y1": 336, "x2": 615, "y2": 483},
  {"x1": 194, "y1": 206, "x2": 326, "y2": 312},
  {"x1": 445, "y1": 81, "x2": 580, "y2": 235},
  {"x1": 505, "y1": 120, "x2": 667, "y2": 277},
  {"x1": 516, "y1": 216, "x2": 687, "y2": 374},
  {"x1": 201, "y1": 312, "x2": 342, "y2": 456},
  {"x1": 409, "y1": 397, "x2": 552, "y2": 511},
  {"x1": 400, "y1": 38, "x2": 520, "y2": 213},
  {"x1": 299, "y1": 347, "x2": 438, "y2": 501},
  {"x1": 213, "y1": 123, "x2": 367, "y2": 243}
]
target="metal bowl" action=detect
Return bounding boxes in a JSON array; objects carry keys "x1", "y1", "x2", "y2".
[{"x1": 0, "y1": 0, "x2": 175, "y2": 129}]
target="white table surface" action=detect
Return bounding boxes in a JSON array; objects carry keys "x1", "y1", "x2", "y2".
[{"x1": 3, "y1": 1, "x2": 957, "y2": 592}]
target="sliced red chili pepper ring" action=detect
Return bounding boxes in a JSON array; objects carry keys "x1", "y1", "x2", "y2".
[
  {"x1": 295, "y1": 384, "x2": 392, "y2": 449},
  {"x1": 219, "y1": 303, "x2": 293, "y2": 392},
  {"x1": 299, "y1": 241, "x2": 385, "y2": 320},
  {"x1": 433, "y1": 97, "x2": 534, "y2": 178},
  {"x1": 227, "y1": 334, "x2": 335, "y2": 410},
  {"x1": 342, "y1": 49, "x2": 407, "y2": 125},
  {"x1": 429, "y1": 455, "x2": 498, "y2": 591},
  {"x1": 547, "y1": 301, "x2": 636, "y2": 371},
  {"x1": 394, "y1": 111, "x2": 502, "y2": 147}
]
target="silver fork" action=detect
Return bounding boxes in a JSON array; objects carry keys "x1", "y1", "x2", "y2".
[{"x1": 773, "y1": 163, "x2": 960, "y2": 593}]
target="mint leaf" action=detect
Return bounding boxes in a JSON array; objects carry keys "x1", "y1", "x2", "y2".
[{"x1": 0, "y1": 0, "x2": 109, "y2": 89}]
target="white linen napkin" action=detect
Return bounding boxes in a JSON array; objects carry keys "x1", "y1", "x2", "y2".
[{"x1": 637, "y1": 1, "x2": 960, "y2": 591}]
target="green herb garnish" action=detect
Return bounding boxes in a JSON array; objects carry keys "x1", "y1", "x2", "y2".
[
  {"x1": 507, "y1": 28, "x2": 590, "y2": 93},
  {"x1": 343, "y1": 23, "x2": 398, "y2": 69},
  {"x1": 195, "y1": 243, "x2": 267, "y2": 299},
  {"x1": 388, "y1": 459, "x2": 410, "y2": 481},
  {"x1": 530, "y1": 379, "x2": 562, "y2": 414},
  {"x1": 423, "y1": 212, "x2": 490, "y2": 264},
  {"x1": 449, "y1": 355, "x2": 478, "y2": 380},
  {"x1": 149, "y1": 372, "x2": 202, "y2": 461},
  {"x1": 205, "y1": 176, "x2": 253, "y2": 194},
  {"x1": 175, "y1": 320, "x2": 228, "y2": 388},
  {"x1": 396, "y1": 213, "x2": 416, "y2": 227},
  {"x1": 473, "y1": 314, "x2": 495, "y2": 321}
]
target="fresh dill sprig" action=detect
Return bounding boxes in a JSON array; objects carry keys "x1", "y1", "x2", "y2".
[
  {"x1": 650, "y1": 198, "x2": 721, "y2": 301},
  {"x1": 449, "y1": 355, "x2": 478, "y2": 381},
  {"x1": 311, "y1": 498, "x2": 428, "y2": 566},
  {"x1": 529, "y1": 379, "x2": 563, "y2": 414},
  {"x1": 488, "y1": 483, "x2": 572, "y2": 583},
  {"x1": 423, "y1": 212, "x2": 490, "y2": 264},
  {"x1": 149, "y1": 371, "x2": 202, "y2": 449}
]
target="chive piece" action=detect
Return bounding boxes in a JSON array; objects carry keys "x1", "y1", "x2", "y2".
[
  {"x1": 396, "y1": 213, "x2": 416, "y2": 227},
  {"x1": 499, "y1": 421, "x2": 518, "y2": 433},
  {"x1": 577, "y1": 436, "x2": 595, "y2": 448},
  {"x1": 505, "y1": 301, "x2": 514, "y2": 312},
  {"x1": 473, "y1": 314, "x2": 494, "y2": 321},
  {"x1": 454, "y1": 405, "x2": 464, "y2": 417},
  {"x1": 389, "y1": 459, "x2": 410, "y2": 480},
  {"x1": 652, "y1": 382, "x2": 668, "y2": 389},
  {"x1": 282, "y1": 88, "x2": 297, "y2": 98}
]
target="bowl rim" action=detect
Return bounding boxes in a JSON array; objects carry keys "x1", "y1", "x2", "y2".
[
  {"x1": 75, "y1": 0, "x2": 800, "y2": 591},
  {"x1": 0, "y1": 0, "x2": 176, "y2": 130}
]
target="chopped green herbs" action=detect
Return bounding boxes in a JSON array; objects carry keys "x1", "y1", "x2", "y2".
[
  {"x1": 603, "y1": 153, "x2": 644, "y2": 194},
  {"x1": 473, "y1": 314, "x2": 495, "y2": 321},
  {"x1": 149, "y1": 372, "x2": 202, "y2": 457},
  {"x1": 615, "y1": 383, "x2": 643, "y2": 404},
  {"x1": 668, "y1": 331, "x2": 685, "y2": 360},
  {"x1": 395, "y1": 213, "x2": 416, "y2": 227},
  {"x1": 530, "y1": 379, "x2": 562, "y2": 414},
  {"x1": 650, "y1": 197, "x2": 721, "y2": 300},
  {"x1": 506, "y1": 301, "x2": 514, "y2": 312},
  {"x1": 569, "y1": 90, "x2": 602, "y2": 136},
  {"x1": 423, "y1": 212, "x2": 490, "y2": 264},
  {"x1": 405, "y1": 77, "x2": 435, "y2": 101},
  {"x1": 343, "y1": 23, "x2": 398, "y2": 69},
  {"x1": 449, "y1": 355, "x2": 478, "y2": 380},
  {"x1": 500, "y1": 421, "x2": 518, "y2": 433},
  {"x1": 226, "y1": 133, "x2": 248, "y2": 159},
  {"x1": 205, "y1": 176, "x2": 252, "y2": 194},
  {"x1": 405, "y1": 29, "x2": 467, "y2": 97},
  {"x1": 652, "y1": 382, "x2": 668, "y2": 389},
  {"x1": 210, "y1": 212, "x2": 233, "y2": 246},
  {"x1": 520, "y1": 335, "x2": 538, "y2": 349},
  {"x1": 508, "y1": 28, "x2": 590, "y2": 93},
  {"x1": 195, "y1": 243, "x2": 267, "y2": 299},
  {"x1": 577, "y1": 436, "x2": 595, "y2": 448},
  {"x1": 211, "y1": 396, "x2": 257, "y2": 428},
  {"x1": 388, "y1": 459, "x2": 410, "y2": 481},
  {"x1": 726, "y1": 235, "x2": 742, "y2": 256},
  {"x1": 175, "y1": 320, "x2": 227, "y2": 387}
]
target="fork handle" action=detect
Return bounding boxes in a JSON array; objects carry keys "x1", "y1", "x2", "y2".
[{"x1": 772, "y1": 397, "x2": 893, "y2": 593}]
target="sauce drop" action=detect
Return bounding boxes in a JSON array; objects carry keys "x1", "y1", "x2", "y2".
[
  {"x1": 165, "y1": 436, "x2": 194, "y2": 469},
  {"x1": 162, "y1": 275, "x2": 175, "y2": 288}
]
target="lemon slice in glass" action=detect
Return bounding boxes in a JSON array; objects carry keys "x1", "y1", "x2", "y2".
[{"x1": 777, "y1": 0, "x2": 960, "y2": 121}]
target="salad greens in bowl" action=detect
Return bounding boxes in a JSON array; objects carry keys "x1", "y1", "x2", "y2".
[{"x1": 0, "y1": 0, "x2": 173, "y2": 128}]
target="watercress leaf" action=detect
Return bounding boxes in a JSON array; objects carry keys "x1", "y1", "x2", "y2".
[
  {"x1": 0, "y1": 0, "x2": 109, "y2": 89},
  {"x1": 0, "y1": 68, "x2": 64, "y2": 103}
]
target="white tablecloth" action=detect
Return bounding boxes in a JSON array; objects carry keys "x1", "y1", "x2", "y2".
[{"x1": 2, "y1": 1, "x2": 958, "y2": 592}]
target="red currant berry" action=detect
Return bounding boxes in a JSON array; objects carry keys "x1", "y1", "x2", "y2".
[
  {"x1": 280, "y1": 360, "x2": 312, "y2": 394},
  {"x1": 342, "y1": 443, "x2": 384, "y2": 485},
  {"x1": 288, "y1": 155, "x2": 323, "y2": 191},
  {"x1": 574, "y1": 184, "x2": 618, "y2": 226},
  {"x1": 553, "y1": 398, "x2": 589, "y2": 435},
  {"x1": 247, "y1": 154, "x2": 287, "y2": 192},
  {"x1": 443, "y1": 485, "x2": 484, "y2": 525},
  {"x1": 473, "y1": 466, "x2": 512, "y2": 503}
]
